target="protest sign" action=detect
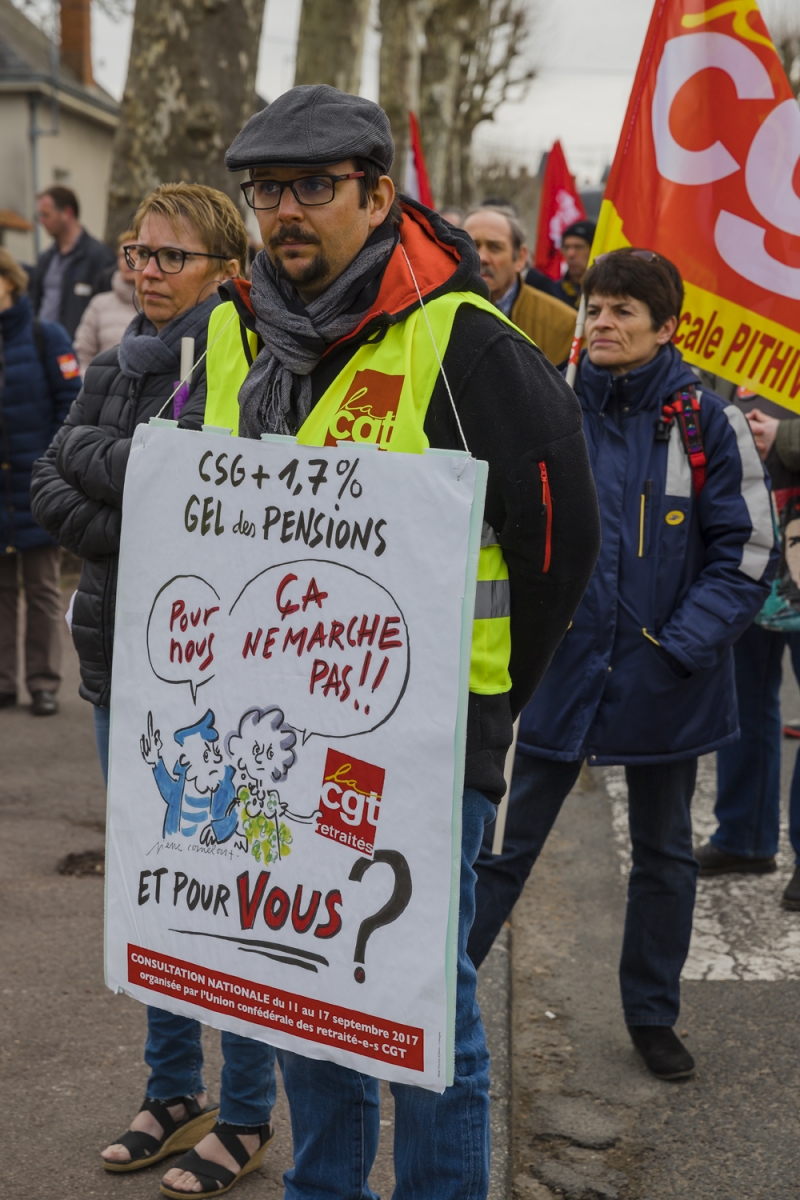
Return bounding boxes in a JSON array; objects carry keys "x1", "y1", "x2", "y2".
[
  {"x1": 105, "y1": 423, "x2": 485, "y2": 1091},
  {"x1": 593, "y1": 0, "x2": 800, "y2": 411}
]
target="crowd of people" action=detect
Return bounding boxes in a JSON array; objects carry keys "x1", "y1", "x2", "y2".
[{"x1": 0, "y1": 82, "x2": 796, "y2": 1196}]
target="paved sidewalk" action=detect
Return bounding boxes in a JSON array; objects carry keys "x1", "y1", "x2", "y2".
[
  {"x1": 2, "y1": 575, "x2": 510, "y2": 1199},
  {"x1": 509, "y1": 655, "x2": 800, "y2": 1199}
]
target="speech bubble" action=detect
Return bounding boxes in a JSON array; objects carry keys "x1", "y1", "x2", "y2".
[
  {"x1": 147, "y1": 575, "x2": 221, "y2": 702},
  {"x1": 228, "y1": 559, "x2": 409, "y2": 743}
]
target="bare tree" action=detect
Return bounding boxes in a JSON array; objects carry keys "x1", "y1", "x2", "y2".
[
  {"x1": 472, "y1": 157, "x2": 540, "y2": 234},
  {"x1": 379, "y1": 0, "x2": 422, "y2": 190},
  {"x1": 294, "y1": 0, "x2": 371, "y2": 93},
  {"x1": 762, "y1": 1, "x2": 800, "y2": 98},
  {"x1": 420, "y1": 0, "x2": 534, "y2": 208},
  {"x1": 105, "y1": 0, "x2": 265, "y2": 243},
  {"x1": 775, "y1": 30, "x2": 800, "y2": 98}
]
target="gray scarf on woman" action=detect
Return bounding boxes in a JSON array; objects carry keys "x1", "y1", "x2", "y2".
[
  {"x1": 238, "y1": 229, "x2": 396, "y2": 439},
  {"x1": 117, "y1": 295, "x2": 218, "y2": 381}
]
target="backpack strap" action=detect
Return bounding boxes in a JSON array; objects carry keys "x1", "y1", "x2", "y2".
[{"x1": 657, "y1": 385, "x2": 707, "y2": 496}]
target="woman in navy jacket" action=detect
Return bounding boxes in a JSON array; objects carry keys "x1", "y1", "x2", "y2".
[
  {"x1": 470, "y1": 249, "x2": 777, "y2": 1080},
  {"x1": 0, "y1": 249, "x2": 80, "y2": 714}
]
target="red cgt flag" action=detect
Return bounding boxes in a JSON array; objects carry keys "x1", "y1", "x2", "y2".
[
  {"x1": 533, "y1": 140, "x2": 586, "y2": 280},
  {"x1": 406, "y1": 111, "x2": 434, "y2": 209},
  {"x1": 594, "y1": 0, "x2": 800, "y2": 411}
]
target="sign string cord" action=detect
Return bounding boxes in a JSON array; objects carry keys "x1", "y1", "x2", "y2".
[
  {"x1": 399, "y1": 245, "x2": 470, "y2": 455},
  {"x1": 154, "y1": 309, "x2": 240, "y2": 421}
]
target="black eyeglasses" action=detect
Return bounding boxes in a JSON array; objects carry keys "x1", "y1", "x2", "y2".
[
  {"x1": 240, "y1": 172, "x2": 365, "y2": 211},
  {"x1": 123, "y1": 245, "x2": 229, "y2": 274}
]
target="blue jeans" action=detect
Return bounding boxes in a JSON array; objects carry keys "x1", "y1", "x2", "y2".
[
  {"x1": 469, "y1": 754, "x2": 699, "y2": 1026},
  {"x1": 278, "y1": 787, "x2": 496, "y2": 1200},
  {"x1": 714, "y1": 623, "x2": 800, "y2": 863},
  {"x1": 146, "y1": 1006, "x2": 276, "y2": 1125},
  {"x1": 93, "y1": 703, "x2": 276, "y2": 1127}
]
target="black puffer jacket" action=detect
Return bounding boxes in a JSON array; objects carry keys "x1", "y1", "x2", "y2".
[{"x1": 30, "y1": 304, "x2": 214, "y2": 706}]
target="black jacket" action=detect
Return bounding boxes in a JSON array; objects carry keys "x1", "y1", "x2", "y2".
[
  {"x1": 223, "y1": 200, "x2": 601, "y2": 800},
  {"x1": 30, "y1": 304, "x2": 214, "y2": 707},
  {"x1": 0, "y1": 295, "x2": 80, "y2": 551},
  {"x1": 29, "y1": 230, "x2": 116, "y2": 337}
]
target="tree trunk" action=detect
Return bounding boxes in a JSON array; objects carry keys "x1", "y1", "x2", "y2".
[
  {"x1": 419, "y1": 0, "x2": 472, "y2": 207},
  {"x1": 420, "y1": 0, "x2": 533, "y2": 208},
  {"x1": 294, "y1": 0, "x2": 371, "y2": 94},
  {"x1": 379, "y1": 0, "x2": 413, "y2": 190},
  {"x1": 105, "y1": 0, "x2": 264, "y2": 244}
]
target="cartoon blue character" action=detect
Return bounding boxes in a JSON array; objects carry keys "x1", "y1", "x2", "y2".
[{"x1": 140, "y1": 709, "x2": 239, "y2": 842}]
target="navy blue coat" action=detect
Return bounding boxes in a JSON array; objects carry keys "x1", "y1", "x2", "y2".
[
  {"x1": 518, "y1": 344, "x2": 778, "y2": 765},
  {"x1": 0, "y1": 295, "x2": 80, "y2": 553}
]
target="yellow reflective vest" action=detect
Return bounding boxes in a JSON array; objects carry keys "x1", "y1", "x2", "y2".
[{"x1": 204, "y1": 290, "x2": 523, "y2": 695}]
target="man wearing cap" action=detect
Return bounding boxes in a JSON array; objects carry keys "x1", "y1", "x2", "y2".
[
  {"x1": 203, "y1": 84, "x2": 600, "y2": 1198},
  {"x1": 463, "y1": 205, "x2": 577, "y2": 366},
  {"x1": 526, "y1": 219, "x2": 596, "y2": 311}
]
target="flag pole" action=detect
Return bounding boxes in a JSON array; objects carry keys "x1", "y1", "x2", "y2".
[
  {"x1": 491, "y1": 717, "x2": 519, "y2": 856},
  {"x1": 565, "y1": 292, "x2": 586, "y2": 390}
]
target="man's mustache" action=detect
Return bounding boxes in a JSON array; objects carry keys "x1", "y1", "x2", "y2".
[{"x1": 270, "y1": 226, "x2": 321, "y2": 248}]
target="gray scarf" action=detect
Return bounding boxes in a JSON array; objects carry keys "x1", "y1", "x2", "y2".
[
  {"x1": 117, "y1": 295, "x2": 218, "y2": 381},
  {"x1": 239, "y1": 232, "x2": 396, "y2": 438}
]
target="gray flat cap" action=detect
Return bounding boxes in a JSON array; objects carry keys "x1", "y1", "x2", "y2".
[{"x1": 226, "y1": 84, "x2": 394, "y2": 174}]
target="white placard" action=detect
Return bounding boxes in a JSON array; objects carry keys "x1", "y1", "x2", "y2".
[{"x1": 105, "y1": 424, "x2": 485, "y2": 1091}]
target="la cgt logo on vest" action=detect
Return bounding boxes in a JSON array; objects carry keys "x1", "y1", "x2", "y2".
[{"x1": 324, "y1": 370, "x2": 404, "y2": 449}]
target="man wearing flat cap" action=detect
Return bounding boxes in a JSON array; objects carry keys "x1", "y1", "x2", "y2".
[
  {"x1": 527, "y1": 218, "x2": 597, "y2": 311},
  {"x1": 199, "y1": 84, "x2": 599, "y2": 1197}
]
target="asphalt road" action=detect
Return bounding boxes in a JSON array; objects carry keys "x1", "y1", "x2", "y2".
[{"x1": 510, "y1": 653, "x2": 800, "y2": 1200}]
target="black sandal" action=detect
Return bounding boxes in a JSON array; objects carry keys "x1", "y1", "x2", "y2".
[
  {"x1": 102, "y1": 1094, "x2": 219, "y2": 1173},
  {"x1": 159, "y1": 1121, "x2": 274, "y2": 1197}
]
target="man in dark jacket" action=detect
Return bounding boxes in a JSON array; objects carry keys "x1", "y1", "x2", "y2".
[
  {"x1": 29, "y1": 187, "x2": 115, "y2": 337},
  {"x1": 207, "y1": 85, "x2": 600, "y2": 1198},
  {"x1": 470, "y1": 249, "x2": 777, "y2": 1081}
]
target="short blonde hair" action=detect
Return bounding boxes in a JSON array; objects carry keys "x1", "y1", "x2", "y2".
[
  {"x1": 117, "y1": 228, "x2": 135, "y2": 248},
  {"x1": 131, "y1": 183, "x2": 248, "y2": 273},
  {"x1": 0, "y1": 248, "x2": 29, "y2": 298}
]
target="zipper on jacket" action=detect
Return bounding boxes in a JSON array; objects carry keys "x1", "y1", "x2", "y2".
[
  {"x1": 638, "y1": 479, "x2": 652, "y2": 557},
  {"x1": 539, "y1": 460, "x2": 552, "y2": 573}
]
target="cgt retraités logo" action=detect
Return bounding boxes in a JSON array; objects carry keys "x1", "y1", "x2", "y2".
[{"x1": 316, "y1": 748, "x2": 385, "y2": 857}]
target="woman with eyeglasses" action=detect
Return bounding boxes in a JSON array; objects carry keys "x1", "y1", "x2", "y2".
[{"x1": 31, "y1": 183, "x2": 278, "y2": 1195}]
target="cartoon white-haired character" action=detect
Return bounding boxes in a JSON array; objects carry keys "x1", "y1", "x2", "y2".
[{"x1": 218, "y1": 706, "x2": 317, "y2": 862}]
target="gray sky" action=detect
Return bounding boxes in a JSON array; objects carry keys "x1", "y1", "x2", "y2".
[{"x1": 83, "y1": 0, "x2": 795, "y2": 187}]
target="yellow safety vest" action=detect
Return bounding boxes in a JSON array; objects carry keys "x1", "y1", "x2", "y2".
[{"x1": 205, "y1": 291, "x2": 525, "y2": 695}]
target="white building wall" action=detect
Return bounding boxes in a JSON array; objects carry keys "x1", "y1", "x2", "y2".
[{"x1": 0, "y1": 92, "x2": 115, "y2": 266}]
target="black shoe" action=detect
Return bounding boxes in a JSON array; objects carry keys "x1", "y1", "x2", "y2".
[
  {"x1": 628, "y1": 1025, "x2": 695, "y2": 1080},
  {"x1": 782, "y1": 866, "x2": 800, "y2": 911},
  {"x1": 783, "y1": 720, "x2": 800, "y2": 739},
  {"x1": 0, "y1": 693, "x2": 16, "y2": 709},
  {"x1": 31, "y1": 690, "x2": 58, "y2": 716},
  {"x1": 694, "y1": 841, "x2": 776, "y2": 876}
]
